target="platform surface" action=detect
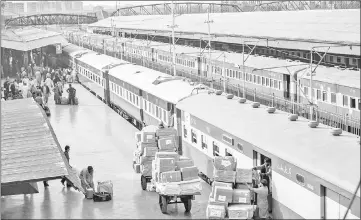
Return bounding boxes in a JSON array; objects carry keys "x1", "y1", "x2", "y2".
[{"x1": 1, "y1": 83, "x2": 211, "y2": 219}]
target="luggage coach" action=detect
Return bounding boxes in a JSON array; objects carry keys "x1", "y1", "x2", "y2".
[{"x1": 175, "y1": 91, "x2": 360, "y2": 219}]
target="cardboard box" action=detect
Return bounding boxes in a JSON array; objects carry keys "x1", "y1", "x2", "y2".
[
  {"x1": 141, "y1": 131, "x2": 156, "y2": 143},
  {"x1": 227, "y1": 204, "x2": 256, "y2": 219},
  {"x1": 213, "y1": 170, "x2": 236, "y2": 183},
  {"x1": 138, "y1": 142, "x2": 158, "y2": 154},
  {"x1": 175, "y1": 160, "x2": 194, "y2": 170},
  {"x1": 180, "y1": 166, "x2": 199, "y2": 181},
  {"x1": 214, "y1": 186, "x2": 233, "y2": 203},
  {"x1": 236, "y1": 168, "x2": 253, "y2": 184},
  {"x1": 214, "y1": 156, "x2": 236, "y2": 171},
  {"x1": 206, "y1": 204, "x2": 226, "y2": 219},
  {"x1": 156, "y1": 158, "x2": 176, "y2": 173},
  {"x1": 135, "y1": 132, "x2": 141, "y2": 142},
  {"x1": 159, "y1": 171, "x2": 182, "y2": 183},
  {"x1": 158, "y1": 136, "x2": 176, "y2": 151},
  {"x1": 235, "y1": 183, "x2": 249, "y2": 190},
  {"x1": 208, "y1": 197, "x2": 228, "y2": 210},
  {"x1": 144, "y1": 147, "x2": 158, "y2": 157},
  {"x1": 179, "y1": 179, "x2": 202, "y2": 195},
  {"x1": 156, "y1": 127, "x2": 177, "y2": 138},
  {"x1": 140, "y1": 156, "x2": 155, "y2": 165},
  {"x1": 134, "y1": 163, "x2": 141, "y2": 173},
  {"x1": 179, "y1": 156, "x2": 191, "y2": 161},
  {"x1": 141, "y1": 161, "x2": 152, "y2": 177},
  {"x1": 155, "y1": 152, "x2": 179, "y2": 161},
  {"x1": 210, "y1": 181, "x2": 233, "y2": 199},
  {"x1": 232, "y1": 189, "x2": 251, "y2": 204}
]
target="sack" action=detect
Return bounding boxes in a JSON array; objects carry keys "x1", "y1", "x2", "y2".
[
  {"x1": 61, "y1": 97, "x2": 68, "y2": 105},
  {"x1": 86, "y1": 188, "x2": 94, "y2": 199},
  {"x1": 97, "y1": 180, "x2": 113, "y2": 197},
  {"x1": 93, "y1": 192, "x2": 112, "y2": 202}
]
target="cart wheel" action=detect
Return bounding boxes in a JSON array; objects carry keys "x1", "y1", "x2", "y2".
[
  {"x1": 141, "y1": 175, "x2": 147, "y2": 191},
  {"x1": 159, "y1": 195, "x2": 168, "y2": 214},
  {"x1": 183, "y1": 198, "x2": 192, "y2": 212}
]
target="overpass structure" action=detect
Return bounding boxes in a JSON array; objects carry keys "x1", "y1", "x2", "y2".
[
  {"x1": 5, "y1": 13, "x2": 98, "y2": 27},
  {"x1": 110, "y1": 1, "x2": 360, "y2": 16}
]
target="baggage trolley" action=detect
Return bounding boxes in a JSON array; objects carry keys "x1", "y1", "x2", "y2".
[{"x1": 158, "y1": 192, "x2": 200, "y2": 214}]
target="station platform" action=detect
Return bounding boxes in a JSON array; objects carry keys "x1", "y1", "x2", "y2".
[{"x1": 1, "y1": 83, "x2": 211, "y2": 219}]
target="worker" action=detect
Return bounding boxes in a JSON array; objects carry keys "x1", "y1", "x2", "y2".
[
  {"x1": 66, "y1": 84, "x2": 76, "y2": 105},
  {"x1": 79, "y1": 166, "x2": 94, "y2": 195},
  {"x1": 253, "y1": 158, "x2": 272, "y2": 215},
  {"x1": 246, "y1": 179, "x2": 269, "y2": 220},
  {"x1": 61, "y1": 145, "x2": 72, "y2": 187}
]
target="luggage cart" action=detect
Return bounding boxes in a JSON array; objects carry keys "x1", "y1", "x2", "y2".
[{"x1": 158, "y1": 192, "x2": 200, "y2": 214}]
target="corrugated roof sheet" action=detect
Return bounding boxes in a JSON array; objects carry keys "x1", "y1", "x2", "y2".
[
  {"x1": 1, "y1": 27, "x2": 68, "y2": 51},
  {"x1": 89, "y1": 9, "x2": 360, "y2": 45},
  {"x1": 176, "y1": 92, "x2": 360, "y2": 196},
  {"x1": 1, "y1": 98, "x2": 68, "y2": 184}
]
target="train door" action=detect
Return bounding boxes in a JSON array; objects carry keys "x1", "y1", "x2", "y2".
[
  {"x1": 321, "y1": 186, "x2": 353, "y2": 219},
  {"x1": 176, "y1": 108, "x2": 183, "y2": 155},
  {"x1": 283, "y1": 74, "x2": 290, "y2": 99},
  {"x1": 344, "y1": 57, "x2": 350, "y2": 68}
]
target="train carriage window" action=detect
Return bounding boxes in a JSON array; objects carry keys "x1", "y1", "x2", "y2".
[
  {"x1": 152, "y1": 104, "x2": 155, "y2": 116},
  {"x1": 201, "y1": 135, "x2": 208, "y2": 149},
  {"x1": 262, "y1": 77, "x2": 265, "y2": 85},
  {"x1": 304, "y1": 87, "x2": 309, "y2": 97},
  {"x1": 213, "y1": 142, "x2": 220, "y2": 156},
  {"x1": 257, "y1": 76, "x2": 260, "y2": 84},
  {"x1": 163, "y1": 110, "x2": 167, "y2": 122},
  {"x1": 136, "y1": 96, "x2": 139, "y2": 107},
  {"x1": 358, "y1": 99, "x2": 361, "y2": 110},
  {"x1": 350, "y1": 98, "x2": 356, "y2": 109},
  {"x1": 183, "y1": 125, "x2": 187, "y2": 138},
  {"x1": 144, "y1": 100, "x2": 148, "y2": 111},
  {"x1": 253, "y1": 75, "x2": 256, "y2": 83},
  {"x1": 270, "y1": 79, "x2": 274, "y2": 88},
  {"x1": 225, "y1": 148, "x2": 232, "y2": 157},
  {"x1": 266, "y1": 78, "x2": 269, "y2": 86},
  {"x1": 278, "y1": 81, "x2": 281, "y2": 90},
  {"x1": 331, "y1": 93, "x2": 336, "y2": 104},
  {"x1": 352, "y1": 58, "x2": 357, "y2": 64},
  {"x1": 337, "y1": 57, "x2": 341, "y2": 63},
  {"x1": 322, "y1": 91, "x2": 328, "y2": 102},
  {"x1": 226, "y1": 69, "x2": 229, "y2": 77},
  {"x1": 329, "y1": 55, "x2": 334, "y2": 62},
  {"x1": 159, "y1": 108, "x2": 162, "y2": 120},
  {"x1": 296, "y1": 174, "x2": 305, "y2": 186},
  {"x1": 343, "y1": 95, "x2": 349, "y2": 107},
  {"x1": 316, "y1": 90, "x2": 321, "y2": 100},
  {"x1": 148, "y1": 102, "x2": 152, "y2": 113},
  {"x1": 237, "y1": 143, "x2": 244, "y2": 154},
  {"x1": 191, "y1": 129, "x2": 197, "y2": 144},
  {"x1": 156, "y1": 106, "x2": 159, "y2": 118}
]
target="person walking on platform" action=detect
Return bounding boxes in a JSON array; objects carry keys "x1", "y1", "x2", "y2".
[
  {"x1": 79, "y1": 166, "x2": 94, "y2": 195},
  {"x1": 66, "y1": 84, "x2": 76, "y2": 105},
  {"x1": 54, "y1": 82, "x2": 63, "y2": 104},
  {"x1": 246, "y1": 179, "x2": 270, "y2": 220},
  {"x1": 61, "y1": 145, "x2": 72, "y2": 187},
  {"x1": 42, "y1": 84, "x2": 51, "y2": 106}
]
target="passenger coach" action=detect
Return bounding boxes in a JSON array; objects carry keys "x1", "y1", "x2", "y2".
[{"x1": 176, "y1": 91, "x2": 360, "y2": 219}]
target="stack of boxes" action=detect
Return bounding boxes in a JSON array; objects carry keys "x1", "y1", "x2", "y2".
[
  {"x1": 207, "y1": 156, "x2": 256, "y2": 219},
  {"x1": 133, "y1": 130, "x2": 158, "y2": 177},
  {"x1": 133, "y1": 126, "x2": 202, "y2": 195}
]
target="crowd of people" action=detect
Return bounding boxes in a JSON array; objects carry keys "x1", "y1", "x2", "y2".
[{"x1": 1, "y1": 63, "x2": 78, "y2": 105}]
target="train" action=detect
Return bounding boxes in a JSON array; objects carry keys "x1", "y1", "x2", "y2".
[
  {"x1": 62, "y1": 30, "x2": 360, "y2": 136},
  {"x1": 60, "y1": 43, "x2": 360, "y2": 219}
]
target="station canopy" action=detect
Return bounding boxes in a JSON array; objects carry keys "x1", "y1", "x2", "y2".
[
  {"x1": 1, "y1": 99, "x2": 74, "y2": 196},
  {"x1": 1, "y1": 26, "x2": 68, "y2": 51}
]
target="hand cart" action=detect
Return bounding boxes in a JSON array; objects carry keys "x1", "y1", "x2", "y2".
[{"x1": 158, "y1": 192, "x2": 201, "y2": 214}]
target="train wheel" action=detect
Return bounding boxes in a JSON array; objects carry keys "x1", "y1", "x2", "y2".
[{"x1": 141, "y1": 175, "x2": 147, "y2": 191}]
